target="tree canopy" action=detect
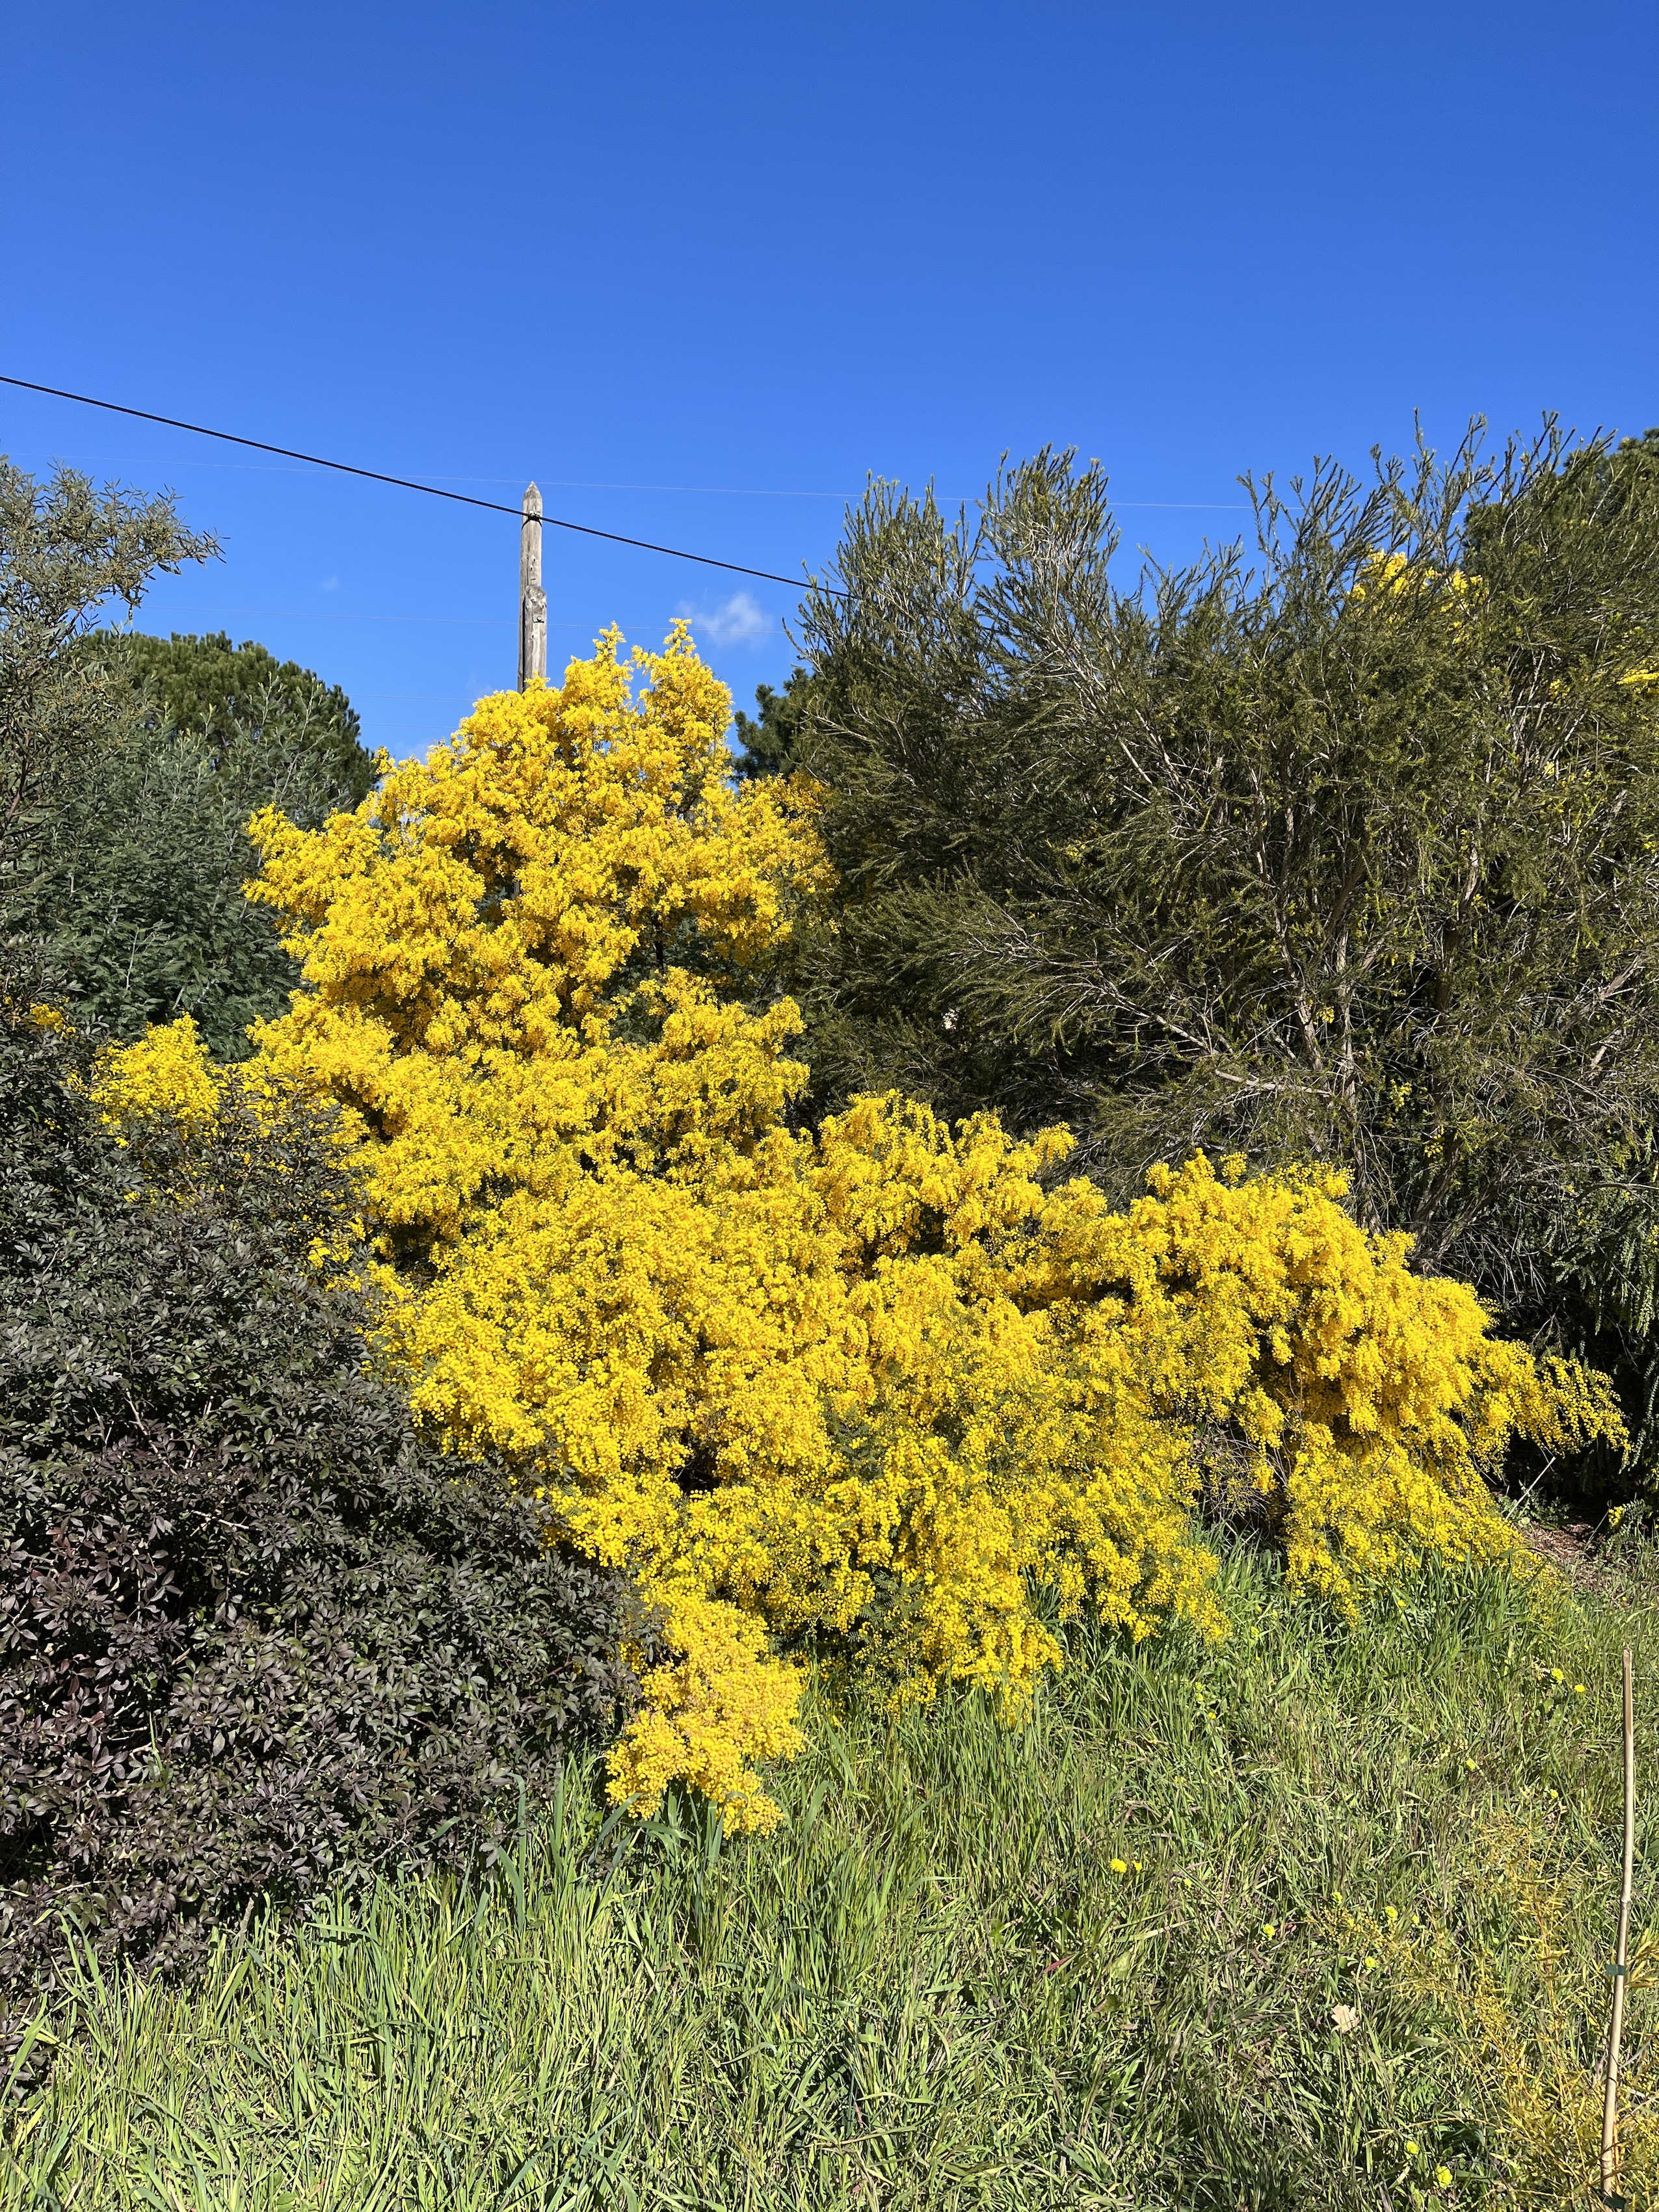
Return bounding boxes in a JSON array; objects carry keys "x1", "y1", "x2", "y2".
[
  {"x1": 0, "y1": 458, "x2": 217, "y2": 872},
  {"x1": 120, "y1": 629, "x2": 374, "y2": 807},
  {"x1": 790, "y1": 429, "x2": 1659, "y2": 1350},
  {"x1": 732, "y1": 666, "x2": 816, "y2": 780},
  {"x1": 5, "y1": 643, "x2": 377, "y2": 1055},
  {"x1": 0, "y1": 469, "x2": 377, "y2": 1054}
]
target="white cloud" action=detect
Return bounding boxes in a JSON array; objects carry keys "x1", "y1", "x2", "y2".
[
  {"x1": 319, "y1": 574, "x2": 339, "y2": 591},
  {"x1": 678, "y1": 590, "x2": 771, "y2": 648}
]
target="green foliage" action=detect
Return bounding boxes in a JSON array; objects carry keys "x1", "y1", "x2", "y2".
[
  {"x1": 791, "y1": 425, "x2": 1659, "y2": 1482},
  {"x1": 0, "y1": 460, "x2": 217, "y2": 871},
  {"x1": 4, "y1": 1544, "x2": 1651, "y2": 2207},
  {"x1": 0, "y1": 988, "x2": 652, "y2": 2008},
  {"x1": 120, "y1": 629, "x2": 375, "y2": 807},
  {"x1": 0, "y1": 467, "x2": 378, "y2": 1053},
  {"x1": 4, "y1": 679, "x2": 367, "y2": 1057},
  {"x1": 732, "y1": 665, "x2": 817, "y2": 780}
]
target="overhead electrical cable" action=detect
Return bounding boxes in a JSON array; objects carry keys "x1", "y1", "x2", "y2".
[{"x1": 0, "y1": 373, "x2": 843, "y2": 594}]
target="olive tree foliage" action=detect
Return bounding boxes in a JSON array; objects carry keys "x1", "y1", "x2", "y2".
[
  {"x1": 791, "y1": 426, "x2": 1659, "y2": 1359},
  {"x1": 0, "y1": 460, "x2": 217, "y2": 869}
]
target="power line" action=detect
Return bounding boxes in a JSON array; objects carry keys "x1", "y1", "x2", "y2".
[
  {"x1": 0, "y1": 373, "x2": 839, "y2": 595},
  {"x1": 23, "y1": 428, "x2": 1254, "y2": 512}
]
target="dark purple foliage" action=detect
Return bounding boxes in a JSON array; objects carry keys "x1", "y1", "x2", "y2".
[{"x1": 0, "y1": 984, "x2": 651, "y2": 2004}]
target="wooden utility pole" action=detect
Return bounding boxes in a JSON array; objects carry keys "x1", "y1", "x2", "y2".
[{"x1": 518, "y1": 482, "x2": 547, "y2": 689}]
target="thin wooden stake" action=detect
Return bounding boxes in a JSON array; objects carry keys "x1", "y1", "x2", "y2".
[
  {"x1": 519, "y1": 482, "x2": 547, "y2": 690},
  {"x1": 1600, "y1": 1645, "x2": 1636, "y2": 2204}
]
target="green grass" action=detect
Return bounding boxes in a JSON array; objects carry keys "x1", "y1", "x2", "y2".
[{"x1": 4, "y1": 1540, "x2": 1655, "y2": 2211}]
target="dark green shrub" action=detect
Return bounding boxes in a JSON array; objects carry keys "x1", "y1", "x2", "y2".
[
  {"x1": 7, "y1": 629, "x2": 376, "y2": 1057},
  {"x1": 0, "y1": 985, "x2": 652, "y2": 2005}
]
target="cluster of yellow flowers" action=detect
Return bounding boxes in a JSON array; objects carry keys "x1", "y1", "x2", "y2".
[
  {"x1": 94, "y1": 627, "x2": 1623, "y2": 1831},
  {"x1": 1349, "y1": 547, "x2": 1486, "y2": 629},
  {"x1": 90, "y1": 1010, "x2": 224, "y2": 1131}
]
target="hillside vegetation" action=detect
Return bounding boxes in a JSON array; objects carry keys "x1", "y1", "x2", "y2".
[
  {"x1": 5, "y1": 1553, "x2": 1656, "y2": 2209},
  {"x1": 778, "y1": 427, "x2": 1659, "y2": 1491},
  {"x1": 3, "y1": 430, "x2": 1658, "y2": 2208}
]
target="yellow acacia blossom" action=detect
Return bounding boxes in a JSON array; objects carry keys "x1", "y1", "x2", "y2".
[
  {"x1": 87, "y1": 1016, "x2": 364, "y2": 1281},
  {"x1": 93, "y1": 627, "x2": 1624, "y2": 1831},
  {"x1": 90, "y1": 1012, "x2": 224, "y2": 1134},
  {"x1": 1349, "y1": 549, "x2": 1485, "y2": 633}
]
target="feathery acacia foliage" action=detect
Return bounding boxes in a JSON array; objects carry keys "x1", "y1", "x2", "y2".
[{"x1": 100, "y1": 628, "x2": 1621, "y2": 1832}]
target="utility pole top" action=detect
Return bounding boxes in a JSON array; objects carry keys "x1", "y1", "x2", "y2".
[{"x1": 518, "y1": 482, "x2": 547, "y2": 690}]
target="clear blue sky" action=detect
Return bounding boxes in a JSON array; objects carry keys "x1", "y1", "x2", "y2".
[{"x1": 5, "y1": 0, "x2": 1655, "y2": 760}]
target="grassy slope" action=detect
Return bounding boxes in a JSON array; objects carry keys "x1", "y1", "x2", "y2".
[{"x1": 3, "y1": 1541, "x2": 1655, "y2": 2212}]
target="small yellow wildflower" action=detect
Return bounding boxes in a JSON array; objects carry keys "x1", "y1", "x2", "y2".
[
  {"x1": 1331, "y1": 1888, "x2": 1343, "y2": 1904},
  {"x1": 1109, "y1": 1858, "x2": 1129, "y2": 1875},
  {"x1": 1364, "y1": 1954, "x2": 1378, "y2": 1969},
  {"x1": 1435, "y1": 2167, "x2": 1452, "y2": 2190},
  {"x1": 1261, "y1": 1922, "x2": 1276, "y2": 1938},
  {"x1": 1551, "y1": 1667, "x2": 1565, "y2": 1683},
  {"x1": 1574, "y1": 1683, "x2": 1587, "y2": 1696},
  {"x1": 1405, "y1": 2140, "x2": 1420, "y2": 2156},
  {"x1": 1384, "y1": 1904, "x2": 1398, "y2": 1921}
]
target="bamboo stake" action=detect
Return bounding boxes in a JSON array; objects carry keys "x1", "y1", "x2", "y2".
[{"x1": 1600, "y1": 1645, "x2": 1636, "y2": 2204}]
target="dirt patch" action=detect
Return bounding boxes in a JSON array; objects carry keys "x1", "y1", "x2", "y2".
[{"x1": 1522, "y1": 1519, "x2": 1600, "y2": 1584}]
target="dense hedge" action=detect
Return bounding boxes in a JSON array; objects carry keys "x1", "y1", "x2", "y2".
[{"x1": 0, "y1": 987, "x2": 652, "y2": 2003}]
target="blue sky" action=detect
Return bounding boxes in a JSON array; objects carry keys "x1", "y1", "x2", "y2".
[{"x1": 5, "y1": 0, "x2": 1655, "y2": 760}]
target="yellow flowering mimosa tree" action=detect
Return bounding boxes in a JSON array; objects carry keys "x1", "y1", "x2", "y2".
[{"x1": 100, "y1": 627, "x2": 1623, "y2": 1830}]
